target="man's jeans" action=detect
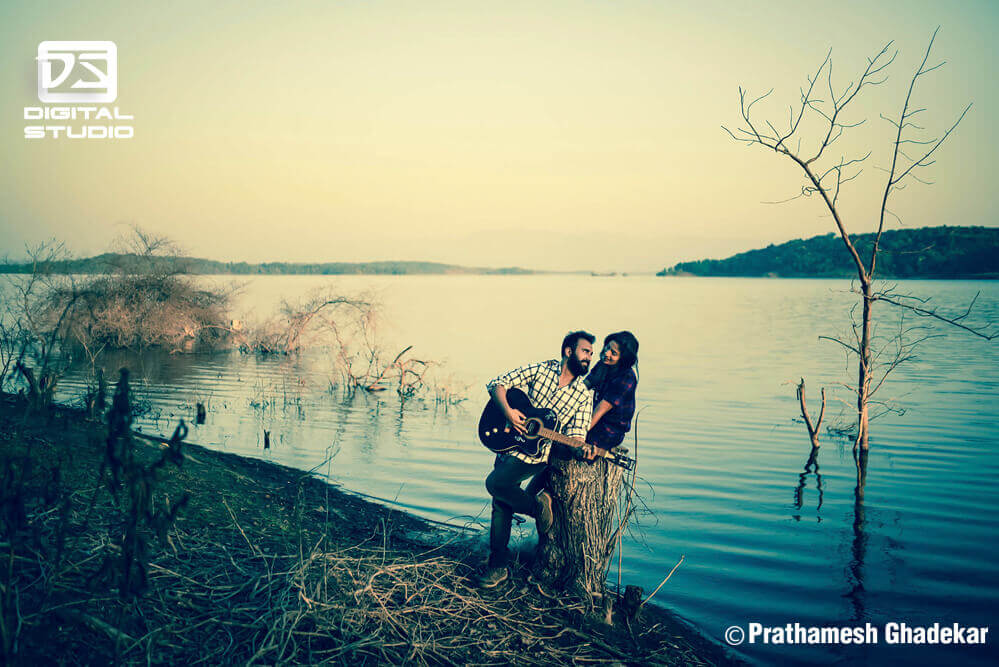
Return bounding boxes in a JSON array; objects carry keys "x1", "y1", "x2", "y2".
[{"x1": 485, "y1": 454, "x2": 545, "y2": 568}]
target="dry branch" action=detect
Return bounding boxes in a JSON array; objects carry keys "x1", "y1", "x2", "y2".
[{"x1": 796, "y1": 378, "x2": 826, "y2": 448}]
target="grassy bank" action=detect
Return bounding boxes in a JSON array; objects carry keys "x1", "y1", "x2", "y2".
[{"x1": 0, "y1": 393, "x2": 732, "y2": 665}]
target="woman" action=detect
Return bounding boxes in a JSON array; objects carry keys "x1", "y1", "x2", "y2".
[{"x1": 583, "y1": 331, "x2": 639, "y2": 459}]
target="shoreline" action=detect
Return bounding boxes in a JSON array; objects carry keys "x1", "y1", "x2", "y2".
[{"x1": 0, "y1": 393, "x2": 736, "y2": 665}]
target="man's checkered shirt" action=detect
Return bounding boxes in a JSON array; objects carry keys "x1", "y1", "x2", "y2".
[{"x1": 486, "y1": 359, "x2": 593, "y2": 465}]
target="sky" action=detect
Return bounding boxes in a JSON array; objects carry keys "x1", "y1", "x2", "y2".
[{"x1": 1, "y1": 0, "x2": 996, "y2": 272}]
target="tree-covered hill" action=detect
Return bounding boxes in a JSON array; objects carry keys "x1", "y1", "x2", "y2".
[{"x1": 658, "y1": 226, "x2": 999, "y2": 279}]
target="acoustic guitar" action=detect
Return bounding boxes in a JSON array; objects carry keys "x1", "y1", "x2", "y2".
[{"x1": 478, "y1": 388, "x2": 635, "y2": 471}]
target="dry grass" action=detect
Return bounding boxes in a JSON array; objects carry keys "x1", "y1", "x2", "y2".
[{"x1": 0, "y1": 395, "x2": 726, "y2": 665}]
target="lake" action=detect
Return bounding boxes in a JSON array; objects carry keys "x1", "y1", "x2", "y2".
[{"x1": 39, "y1": 275, "x2": 999, "y2": 665}]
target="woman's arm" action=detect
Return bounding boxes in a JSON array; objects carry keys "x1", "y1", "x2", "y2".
[
  {"x1": 589, "y1": 399, "x2": 614, "y2": 431},
  {"x1": 583, "y1": 399, "x2": 613, "y2": 460}
]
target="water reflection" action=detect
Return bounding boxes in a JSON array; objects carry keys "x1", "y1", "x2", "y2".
[
  {"x1": 792, "y1": 445, "x2": 824, "y2": 521},
  {"x1": 90, "y1": 348, "x2": 210, "y2": 387},
  {"x1": 846, "y1": 449, "x2": 869, "y2": 623}
]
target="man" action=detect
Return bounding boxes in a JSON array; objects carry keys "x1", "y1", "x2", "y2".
[{"x1": 476, "y1": 330, "x2": 595, "y2": 588}]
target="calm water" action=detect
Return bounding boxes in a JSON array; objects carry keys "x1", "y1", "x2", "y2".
[{"x1": 39, "y1": 275, "x2": 999, "y2": 665}]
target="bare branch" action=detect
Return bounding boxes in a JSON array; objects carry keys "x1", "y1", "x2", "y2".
[
  {"x1": 761, "y1": 190, "x2": 810, "y2": 205},
  {"x1": 873, "y1": 26, "x2": 970, "y2": 278},
  {"x1": 774, "y1": 53, "x2": 830, "y2": 153},
  {"x1": 818, "y1": 335, "x2": 860, "y2": 355},
  {"x1": 796, "y1": 378, "x2": 826, "y2": 447},
  {"x1": 875, "y1": 292, "x2": 996, "y2": 340},
  {"x1": 805, "y1": 42, "x2": 896, "y2": 166},
  {"x1": 891, "y1": 103, "x2": 970, "y2": 186}
]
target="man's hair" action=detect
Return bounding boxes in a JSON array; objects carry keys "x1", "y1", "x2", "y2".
[{"x1": 561, "y1": 330, "x2": 595, "y2": 357}]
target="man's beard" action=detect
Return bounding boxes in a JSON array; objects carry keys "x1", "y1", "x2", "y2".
[{"x1": 567, "y1": 355, "x2": 589, "y2": 377}]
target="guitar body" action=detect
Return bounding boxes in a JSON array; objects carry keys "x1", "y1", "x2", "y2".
[
  {"x1": 478, "y1": 387, "x2": 637, "y2": 471},
  {"x1": 478, "y1": 388, "x2": 558, "y2": 458}
]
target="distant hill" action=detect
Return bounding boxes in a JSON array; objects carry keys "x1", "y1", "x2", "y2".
[
  {"x1": 0, "y1": 254, "x2": 536, "y2": 276},
  {"x1": 658, "y1": 226, "x2": 999, "y2": 279}
]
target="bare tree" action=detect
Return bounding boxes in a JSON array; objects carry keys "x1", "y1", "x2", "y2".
[
  {"x1": 0, "y1": 300, "x2": 25, "y2": 392},
  {"x1": 3, "y1": 241, "x2": 81, "y2": 408},
  {"x1": 83, "y1": 227, "x2": 234, "y2": 352},
  {"x1": 1, "y1": 229, "x2": 244, "y2": 412},
  {"x1": 723, "y1": 28, "x2": 995, "y2": 449}
]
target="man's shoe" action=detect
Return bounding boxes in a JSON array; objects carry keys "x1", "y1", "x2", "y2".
[
  {"x1": 536, "y1": 491, "x2": 554, "y2": 534},
  {"x1": 475, "y1": 566, "x2": 509, "y2": 589}
]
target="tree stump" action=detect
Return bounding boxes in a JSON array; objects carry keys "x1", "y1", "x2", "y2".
[{"x1": 535, "y1": 450, "x2": 625, "y2": 599}]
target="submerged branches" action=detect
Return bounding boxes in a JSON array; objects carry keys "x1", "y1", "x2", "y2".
[
  {"x1": 3, "y1": 241, "x2": 82, "y2": 405},
  {"x1": 280, "y1": 293, "x2": 371, "y2": 354},
  {"x1": 796, "y1": 378, "x2": 826, "y2": 448},
  {"x1": 237, "y1": 287, "x2": 372, "y2": 356},
  {"x1": 3, "y1": 231, "x2": 236, "y2": 371},
  {"x1": 815, "y1": 281, "x2": 993, "y2": 443}
]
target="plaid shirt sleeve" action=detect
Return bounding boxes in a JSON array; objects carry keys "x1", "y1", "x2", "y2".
[
  {"x1": 486, "y1": 361, "x2": 543, "y2": 393},
  {"x1": 565, "y1": 390, "x2": 593, "y2": 441}
]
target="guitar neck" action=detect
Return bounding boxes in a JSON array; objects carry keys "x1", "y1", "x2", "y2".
[
  {"x1": 532, "y1": 426, "x2": 634, "y2": 471},
  {"x1": 536, "y1": 426, "x2": 585, "y2": 449}
]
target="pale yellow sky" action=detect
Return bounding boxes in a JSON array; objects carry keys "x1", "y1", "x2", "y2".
[{"x1": 2, "y1": 0, "x2": 996, "y2": 272}]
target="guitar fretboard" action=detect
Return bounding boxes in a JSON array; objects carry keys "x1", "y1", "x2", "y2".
[
  {"x1": 536, "y1": 426, "x2": 631, "y2": 468},
  {"x1": 536, "y1": 426, "x2": 585, "y2": 449}
]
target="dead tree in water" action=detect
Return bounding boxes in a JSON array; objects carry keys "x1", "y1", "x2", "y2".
[
  {"x1": 724, "y1": 28, "x2": 995, "y2": 449},
  {"x1": 796, "y1": 378, "x2": 825, "y2": 448},
  {"x1": 534, "y1": 453, "x2": 627, "y2": 603}
]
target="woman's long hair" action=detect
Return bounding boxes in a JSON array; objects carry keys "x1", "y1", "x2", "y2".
[
  {"x1": 586, "y1": 330, "x2": 639, "y2": 390},
  {"x1": 606, "y1": 331, "x2": 639, "y2": 373}
]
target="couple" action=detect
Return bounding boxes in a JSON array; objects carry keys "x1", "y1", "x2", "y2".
[{"x1": 477, "y1": 329, "x2": 639, "y2": 588}]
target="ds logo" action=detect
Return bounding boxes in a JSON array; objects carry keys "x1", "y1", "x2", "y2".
[
  {"x1": 36, "y1": 40, "x2": 117, "y2": 103},
  {"x1": 24, "y1": 40, "x2": 133, "y2": 139}
]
